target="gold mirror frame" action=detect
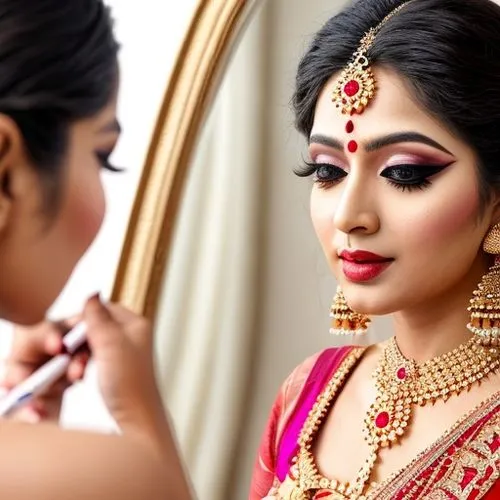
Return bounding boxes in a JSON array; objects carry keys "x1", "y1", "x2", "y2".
[{"x1": 110, "y1": 0, "x2": 260, "y2": 318}]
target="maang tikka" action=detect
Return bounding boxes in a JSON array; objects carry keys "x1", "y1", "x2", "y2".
[
  {"x1": 467, "y1": 223, "x2": 500, "y2": 346},
  {"x1": 329, "y1": 3, "x2": 412, "y2": 337}
]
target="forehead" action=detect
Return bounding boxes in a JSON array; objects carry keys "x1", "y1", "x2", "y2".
[{"x1": 311, "y1": 67, "x2": 459, "y2": 149}]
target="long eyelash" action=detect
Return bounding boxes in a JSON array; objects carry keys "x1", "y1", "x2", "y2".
[
  {"x1": 102, "y1": 161, "x2": 124, "y2": 173},
  {"x1": 97, "y1": 152, "x2": 125, "y2": 173},
  {"x1": 386, "y1": 179, "x2": 432, "y2": 192},
  {"x1": 295, "y1": 161, "x2": 345, "y2": 189},
  {"x1": 294, "y1": 161, "x2": 317, "y2": 178}
]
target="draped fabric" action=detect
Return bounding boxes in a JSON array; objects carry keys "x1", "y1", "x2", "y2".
[{"x1": 250, "y1": 347, "x2": 500, "y2": 500}]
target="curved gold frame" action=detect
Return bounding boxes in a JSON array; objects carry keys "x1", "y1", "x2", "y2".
[{"x1": 110, "y1": 0, "x2": 260, "y2": 318}]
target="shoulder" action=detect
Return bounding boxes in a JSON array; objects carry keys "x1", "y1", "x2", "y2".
[
  {"x1": 281, "y1": 345, "x2": 365, "y2": 409},
  {"x1": 250, "y1": 346, "x2": 366, "y2": 499}
]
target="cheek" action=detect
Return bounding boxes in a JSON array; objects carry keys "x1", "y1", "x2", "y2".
[
  {"x1": 310, "y1": 189, "x2": 336, "y2": 250},
  {"x1": 66, "y1": 170, "x2": 106, "y2": 248},
  {"x1": 391, "y1": 175, "x2": 480, "y2": 251}
]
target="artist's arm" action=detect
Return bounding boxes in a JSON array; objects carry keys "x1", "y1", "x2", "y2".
[
  {"x1": 0, "y1": 296, "x2": 193, "y2": 499},
  {"x1": 0, "y1": 414, "x2": 191, "y2": 500}
]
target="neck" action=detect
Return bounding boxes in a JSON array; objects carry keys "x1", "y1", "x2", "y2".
[{"x1": 391, "y1": 253, "x2": 491, "y2": 363}]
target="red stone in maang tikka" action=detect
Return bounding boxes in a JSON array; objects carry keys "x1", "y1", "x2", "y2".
[{"x1": 332, "y1": 52, "x2": 376, "y2": 156}]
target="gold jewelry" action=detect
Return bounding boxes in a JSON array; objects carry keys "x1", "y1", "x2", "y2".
[
  {"x1": 288, "y1": 338, "x2": 500, "y2": 499},
  {"x1": 332, "y1": 1, "x2": 414, "y2": 115},
  {"x1": 467, "y1": 223, "x2": 500, "y2": 346},
  {"x1": 330, "y1": 286, "x2": 371, "y2": 336}
]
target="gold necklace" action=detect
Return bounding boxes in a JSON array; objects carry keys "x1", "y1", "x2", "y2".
[{"x1": 287, "y1": 338, "x2": 500, "y2": 500}]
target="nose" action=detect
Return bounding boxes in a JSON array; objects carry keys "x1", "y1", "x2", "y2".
[{"x1": 333, "y1": 172, "x2": 380, "y2": 238}]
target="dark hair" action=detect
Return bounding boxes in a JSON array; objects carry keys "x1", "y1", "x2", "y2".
[
  {"x1": 0, "y1": 0, "x2": 119, "y2": 206},
  {"x1": 293, "y1": 0, "x2": 500, "y2": 203}
]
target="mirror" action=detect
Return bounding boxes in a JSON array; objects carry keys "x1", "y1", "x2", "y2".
[{"x1": 109, "y1": 0, "x2": 395, "y2": 498}]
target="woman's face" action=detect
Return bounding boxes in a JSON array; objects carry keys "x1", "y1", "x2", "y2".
[
  {"x1": 309, "y1": 67, "x2": 497, "y2": 316},
  {"x1": 0, "y1": 97, "x2": 120, "y2": 324}
]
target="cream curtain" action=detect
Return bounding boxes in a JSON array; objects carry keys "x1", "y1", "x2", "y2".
[{"x1": 153, "y1": 6, "x2": 268, "y2": 499}]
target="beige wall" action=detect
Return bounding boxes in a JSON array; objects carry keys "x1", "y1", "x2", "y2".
[{"x1": 229, "y1": 1, "x2": 393, "y2": 497}]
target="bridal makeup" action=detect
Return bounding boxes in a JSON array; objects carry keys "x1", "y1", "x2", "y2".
[{"x1": 306, "y1": 67, "x2": 486, "y2": 316}]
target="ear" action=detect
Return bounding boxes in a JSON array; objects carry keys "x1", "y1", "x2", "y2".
[
  {"x1": 490, "y1": 195, "x2": 500, "y2": 229},
  {"x1": 0, "y1": 114, "x2": 31, "y2": 233}
]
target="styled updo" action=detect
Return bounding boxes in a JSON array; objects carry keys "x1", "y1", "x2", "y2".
[
  {"x1": 0, "y1": 0, "x2": 119, "y2": 204},
  {"x1": 293, "y1": 0, "x2": 500, "y2": 203}
]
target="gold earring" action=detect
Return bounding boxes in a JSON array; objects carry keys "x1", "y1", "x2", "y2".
[
  {"x1": 330, "y1": 285, "x2": 371, "y2": 336},
  {"x1": 467, "y1": 224, "x2": 500, "y2": 346}
]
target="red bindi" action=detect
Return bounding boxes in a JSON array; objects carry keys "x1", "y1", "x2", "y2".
[
  {"x1": 346, "y1": 120, "x2": 354, "y2": 134},
  {"x1": 347, "y1": 140, "x2": 358, "y2": 153}
]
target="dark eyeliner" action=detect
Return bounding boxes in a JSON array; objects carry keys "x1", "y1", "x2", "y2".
[{"x1": 380, "y1": 163, "x2": 450, "y2": 191}]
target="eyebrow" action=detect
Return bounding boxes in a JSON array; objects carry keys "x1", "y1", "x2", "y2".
[
  {"x1": 309, "y1": 132, "x2": 453, "y2": 155},
  {"x1": 100, "y1": 119, "x2": 122, "y2": 134}
]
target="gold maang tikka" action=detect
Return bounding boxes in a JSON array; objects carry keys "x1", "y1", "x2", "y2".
[{"x1": 331, "y1": 2, "x2": 413, "y2": 116}]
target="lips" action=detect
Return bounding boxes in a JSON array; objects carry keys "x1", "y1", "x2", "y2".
[{"x1": 339, "y1": 250, "x2": 393, "y2": 282}]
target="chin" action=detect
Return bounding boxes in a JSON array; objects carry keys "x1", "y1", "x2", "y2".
[{"x1": 341, "y1": 281, "x2": 399, "y2": 316}]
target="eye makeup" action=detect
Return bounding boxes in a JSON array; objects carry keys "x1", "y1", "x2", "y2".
[{"x1": 295, "y1": 150, "x2": 454, "y2": 192}]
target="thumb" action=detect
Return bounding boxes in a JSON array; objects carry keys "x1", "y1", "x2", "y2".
[{"x1": 83, "y1": 294, "x2": 120, "y2": 349}]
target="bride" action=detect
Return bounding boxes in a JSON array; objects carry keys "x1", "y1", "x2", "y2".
[{"x1": 251, "y1": 0, "x2": 500, "y2": 498}]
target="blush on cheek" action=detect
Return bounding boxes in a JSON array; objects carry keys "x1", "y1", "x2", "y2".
[
  {"x1": 401, "y1": 183, "x2": 480, "y2": 244},
  {"x1": 67, "y1": 177, "x2": 106, "y2": 252},
  {"x1": 73, "y1": 191, "x2": 105, "y2": 247}
]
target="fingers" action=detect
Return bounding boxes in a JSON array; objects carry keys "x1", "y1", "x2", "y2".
[
  {"x1": 67, "y1": 351, "x2": 90, "y2": 383},
  {"x1": 84, "y1": 294, "x2": 113, "y2": 324},
  {"x1": 105, "y1": 303, "x2": 152, "y2": 347},
  {"x1": 10, "y1": 324, "x2": 63, "y2": 363},
  {"x1": 83, "y1": 295, "x2": 124, "y2": 350},
  {"x1": 13, "y1": 385, "x2": 68, "y2": 424},
  {"x1": 0, "y1": 361, "x2": 73, "y2": 390}
]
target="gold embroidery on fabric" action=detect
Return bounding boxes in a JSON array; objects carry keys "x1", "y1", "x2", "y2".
[
  {"x1": 372, "y1": 393, "x2": 500, "y2": 499},
  {"x1": 423, "y1": 413, "x2": 500, "y2": 500},
  {"x1": 267, "y1": 364, "x2": 499, "y2": 500}
]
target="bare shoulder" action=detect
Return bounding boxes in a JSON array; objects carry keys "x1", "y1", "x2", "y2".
[{"x1": 282, "y1": 344, "x2": 377, "y2": 406}]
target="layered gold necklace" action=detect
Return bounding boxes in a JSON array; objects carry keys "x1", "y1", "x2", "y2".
[{"x1": 285, "y1": 338, "x2": 500, "y2": 500}]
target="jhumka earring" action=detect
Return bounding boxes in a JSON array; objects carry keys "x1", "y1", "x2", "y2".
[
  {"x1": 467, "y1": 223, "x2": 500, "y2": 346},
  {"x1": 330, "y1": 286, "x2": 371, "y2": 336}
]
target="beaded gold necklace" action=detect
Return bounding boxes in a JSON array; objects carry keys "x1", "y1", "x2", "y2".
[{"x1": 284, "y1": 338, "x2": 500, "y2": 500}]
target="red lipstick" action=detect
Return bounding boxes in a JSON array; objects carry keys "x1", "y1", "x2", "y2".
[{"x1": 339, "y1": 250, "x2": 393, "y2": 282}]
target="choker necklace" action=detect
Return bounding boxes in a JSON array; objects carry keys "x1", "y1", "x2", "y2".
[{"x1": 290, "y1": 338, "x2": 500, "y2": 499}]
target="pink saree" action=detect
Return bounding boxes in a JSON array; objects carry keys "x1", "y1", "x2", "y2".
[{"x1": 250, "y1": 346, "x2": 500, "y2": 500}]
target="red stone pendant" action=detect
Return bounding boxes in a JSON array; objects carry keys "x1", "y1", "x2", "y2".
[
  {"x1": 375, "y1": 411, "x2": 390, "y2": 429},
  {"x1": 332, "y1": 62, "x2": 376, "y2": 115},
  {"x1": 396, "y1": 367, "x2": 407, "y2": 380}
]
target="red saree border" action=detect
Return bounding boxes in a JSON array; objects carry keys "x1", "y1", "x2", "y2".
[{"x1": 372, "y1": 391, "x2": 500, "y2": 500}]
